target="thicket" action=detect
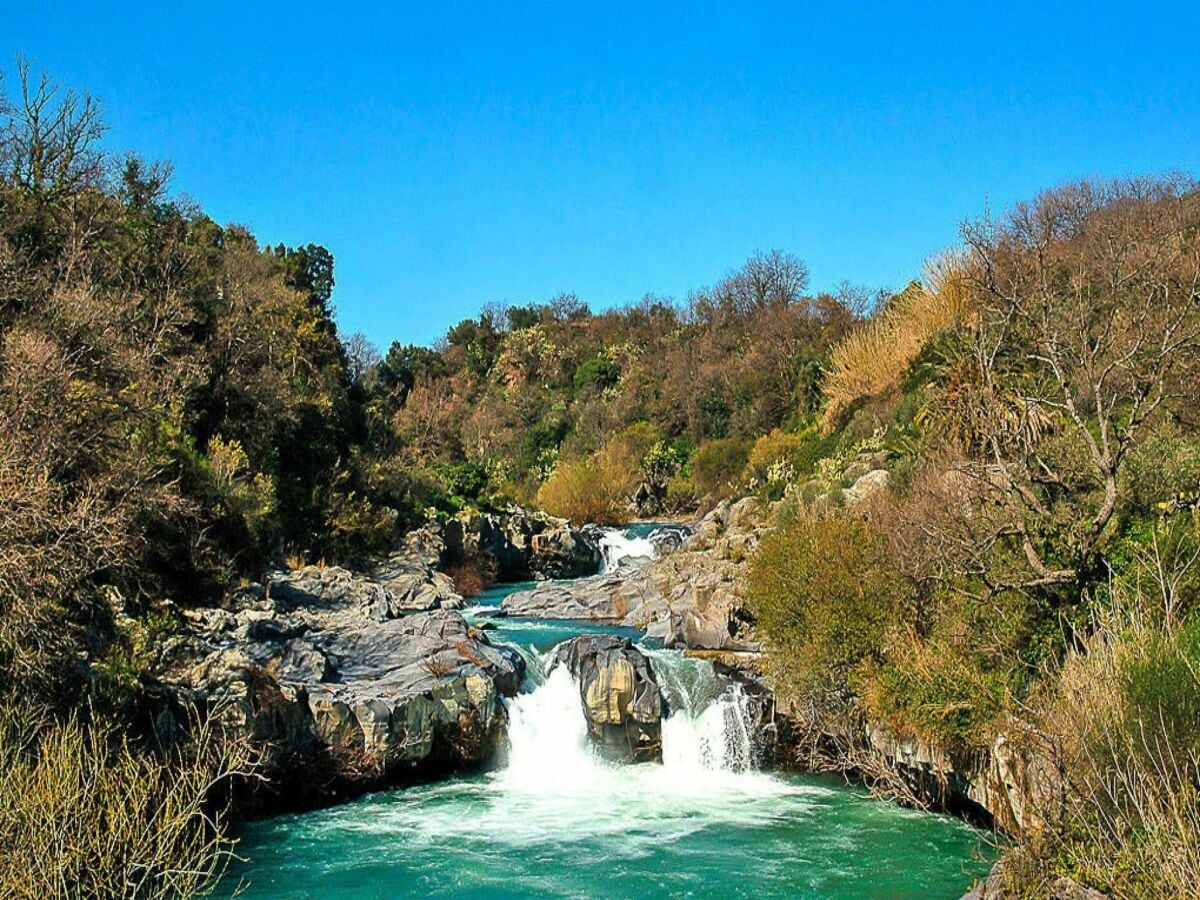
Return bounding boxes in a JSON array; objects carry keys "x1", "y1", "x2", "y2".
[{"x1": 746, "y1": 175, "x2": 1200, "y2": 896}]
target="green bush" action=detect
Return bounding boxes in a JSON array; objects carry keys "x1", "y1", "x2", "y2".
[
  {"x1": 863, "y1": 646, "x2": 1010, "y2": 756},
  {"x1": 747, "y1": 513, "x2": 909, "y2": 705},
  {"x1": 1122, "y1": 421, "x2": 1200, "y2": 515},
  {"x1": 690, "y1": 438, "x2": 752, "y2": 500},
  {"x1": 573, "y1": 356, "x2": 620, "y2": 391},
  {"x1": 1121, "y1": 619, "x2": 1200, "y2": 760}
]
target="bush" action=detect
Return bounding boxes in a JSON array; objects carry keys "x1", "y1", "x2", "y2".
[
  {"x1": 862, "y1": 637, "x2": 1010, "y2": 757},
  {"x1": 664, "y1": 474, "x2": 699, "y2": 512},
  {"x1": 536, "y1": 441, "x2": 638, "y2": 525},
  {"x1": 690, "y1": 437, "x2": 752, "y2": 500},
  {"x1": 573, "y1": 356, "x2": 620, "y2": 391},
  {"x1": 1122, "y1": 421, "x2": 1200, "y2": 515},
  {"x1": 998, "y1": 580, "x2": 1200, "y2": 896},
  {"x1": 747, "y1": 512, "x2": 909, "y2": 705},
  {"x1": 745, "y1": 429, "x2": 806, "y2": 481},
  {"x1": 443, "y1": 559, "x2": 492, "y2": 598},
  {"x1": 0, "y1": 708, "x2": 251, "y2": 899},
  {"x1": 1121, "y1": 618, "x2": 1200, "y2": 762}
]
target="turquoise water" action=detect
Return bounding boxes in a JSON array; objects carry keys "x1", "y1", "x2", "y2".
[
  {"x1": 464, "y1": 581, "x2": 646, "y2": 652},
  {"x1": 227, "y1": 770, "x2": 993, "y2": 898},
  {"x1": 225, "y1": 576, "x2": 995, "y2": 898}
]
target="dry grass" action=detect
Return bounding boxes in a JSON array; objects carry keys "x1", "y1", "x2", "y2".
[
  {"x1": 821, "y1": 250, "x2": 974, "y2": 430},
  {"x1": 1000, "y1": 578, "x2": 1200, "y2": 897},
  {"x1": 0, "y1": 706, "x2": 254, "y2": 899}
]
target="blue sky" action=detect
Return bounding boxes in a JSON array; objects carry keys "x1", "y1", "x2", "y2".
[{"x1": 5, "y1": 2, "x2": 1199, "y2": 346}]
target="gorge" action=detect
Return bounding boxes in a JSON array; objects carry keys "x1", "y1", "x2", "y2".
[{"x1": 219, "y1": 524, "x2": 996, "y2": 898}]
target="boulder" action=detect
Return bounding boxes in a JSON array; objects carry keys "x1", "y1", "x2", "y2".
[
  {"x1": 370, "y1": 553, "x2": 463, "y2": 616},
  {"x1": 845, "y1": 468, "x2": 890, "y2": 506},
  {"x1": 267, "y1": 561, "x2": 464, "y2": 620},
  {"x1": 434, "y1": 508, "x2": 602, "y2": 581},
  {"x1": 648, "y1": 524, "x2": 690, "y2": 554},
  {"x1": 267, "y1": 565, "x2": 389, "y2": 612},
  {"x1": 161, "y1": 607, "x2": 524, "y2": 810},
  {"x1": 549, "y1": 635, "x2": 665, "y2": 763},
  {"x1": 501, "y1": 569, "x2": 648, "y2": 621}
]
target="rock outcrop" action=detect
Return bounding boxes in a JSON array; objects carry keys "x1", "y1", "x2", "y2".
[
  {"x1": 500, "y1": 499, "x2": 768, "y2": 653},
  {"x1": 437, "y1": 508, "x2": 602, "y2": 581},
  {"x1": 501, "y1": 566, "x2": 655, "y2": 621},
  {"x1": 267, "y1": 559, "x2": 463, "y2": 620},
  {"x1": 549, "y1": 635, "x2": 666, "y2": 763},
  {"x1": 165, "y1": 587, "x2": 523, "y2": 810},
  {"x1": 863, "y1": 723, "x2": 1064, "y2": 834}
]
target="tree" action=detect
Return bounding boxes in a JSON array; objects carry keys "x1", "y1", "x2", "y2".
[
  {"x1": 953, "y1": 176, "x2": 1200, "y2": 595},
  {"x1": 274, "y1": 242, "x2": 335, "y2": 322},
  {"x1": 0, "y1": 57, "x2": 106, "y2": 199},
  {"x1": 342, "y1": 331, "x2": 381, "y2": 387}
]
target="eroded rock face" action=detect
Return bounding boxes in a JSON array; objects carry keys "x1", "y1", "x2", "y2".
[
  {"x1": 164, "y1": 599, "x2": 523, "y2": 810},
  {"x1": 437, "y1": 509, "x2": 603, "y2": 581},
  {"x1": 549, "y1": 635, "x2": 665, "y2": 763}
]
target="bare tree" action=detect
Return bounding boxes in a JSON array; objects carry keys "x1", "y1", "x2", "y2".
[
  {"x1": 0, "y1": 56, "x2": 107, "y2": 198},
  {"x1": 957, "y1": 176, "x2": 1200, "y2": 595}
]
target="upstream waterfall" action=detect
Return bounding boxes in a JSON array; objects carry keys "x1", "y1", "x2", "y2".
[{"x1": 597, "y1": 527, "x2": 657, "y2": 572}]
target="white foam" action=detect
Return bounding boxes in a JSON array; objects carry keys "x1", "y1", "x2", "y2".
[{"x1": 598, "y1": 527, "x2": 657, "y2": 572}]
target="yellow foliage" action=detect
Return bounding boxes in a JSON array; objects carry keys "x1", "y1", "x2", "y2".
[
  {"x1": 0, "y1": 709, "x2": 251, "y2": 899},
  {"x1": 536, "y1": 442, "x2": 638, "y2": 525},
  {"x1": 821, "y1": 250, "x2": 974, "y2": 430}
]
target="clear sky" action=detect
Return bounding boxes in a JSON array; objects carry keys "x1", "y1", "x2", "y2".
[{"x1": 5, "y1": 1, "x2": 1199, "y2": 347}]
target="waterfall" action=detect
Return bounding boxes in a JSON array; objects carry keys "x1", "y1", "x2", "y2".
[
  {"x1": 597, "y1": 527, "x2": 657, "y2": 572},
  {"x1": 501, "y1": 642, "x2": 758, "y2": 783},
  {"x1": 500, "y1": 664, "x2": 598, "y2": 791},
  {"x1": 648, "y1": 649, "x2": 758, "y2": 773}
]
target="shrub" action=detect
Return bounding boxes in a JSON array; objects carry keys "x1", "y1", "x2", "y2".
[
  {"x1": 690, "y1": 437, "x2": 752, "y2": 500},
  {"x1": 999, "y1": 579, "x2": 1200, "y2": 897},
  {"x1": 536, "y1": 441, "x2": 638, "y2": 525},
  {"x1": 0, "y1": 708, "x2": 251, "y2": 899},
  {"x1": 573, "y1": 356, "x2": 620, "y2": 391},
  {"x1": 861, "y1": 634, "x2": 1010, "y2": 757},
  {"x1": 747, "y1": 512, "x2": 909, "y2": 706},
  {"x1": 745, "y1": 429, "x2": 806, "y2": 481},
  {"x1": 1122, "y1": 420, "x2": 1200, "y2": 515},
  {"x1": 443, "y1": 556, "x2": 495, "y2": 598},
  {"x1": 664, "y1": 474, "x2": 699, "y2": 512},
  {"x1": 1121, "y1": 619, "x2": 1200, "y2": 762}
]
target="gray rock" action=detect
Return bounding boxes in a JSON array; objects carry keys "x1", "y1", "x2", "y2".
[
  {"x1": 434, "y1": 508, "x2": 602, "y2": 581},
  {"x1": 549, "y1": 634, "x2": 665, "y2": 763},
  {"x1": 370, "y1": 553, "x2": 463, "y2": 616},
  {"x1": 648, "y1": 524, "x2": 691, "y2": 554},
  {"x1": 162, "y1": 607, "x2": 524, "y2": 805},
  {"x1": 267, "y1": 565, "x2": 390, "y2": 612}
]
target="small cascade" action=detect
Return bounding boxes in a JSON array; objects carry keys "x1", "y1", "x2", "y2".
[
  {"x1": 502, "y1": 641, "x2": 759, "y2": 784},
  {"x1": 648, "y1": 649, "x2": 758, "y2": 773},
  {"x1": 597, "y1": 527, "x2": 657, "y2": 573},
  {"x1": 500, "y1": 664, "x2": 599, "y2": 790}
]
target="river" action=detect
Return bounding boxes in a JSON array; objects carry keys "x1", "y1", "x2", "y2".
[{"x1": 224, "y1": 528, "x2": 996, "y2": 898}]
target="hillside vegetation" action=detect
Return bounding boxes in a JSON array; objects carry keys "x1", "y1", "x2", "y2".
[
  {"x1": 3, "y1": 61, "x2": 1200, "y2": 897},
  {"x1": 747, "y1": 176, "x2": 1200, "y2": 896}
]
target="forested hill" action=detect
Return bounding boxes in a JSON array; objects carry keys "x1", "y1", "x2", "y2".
[{"x1": 0, "y1": 64, "x2": 861, "y2": 700}]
